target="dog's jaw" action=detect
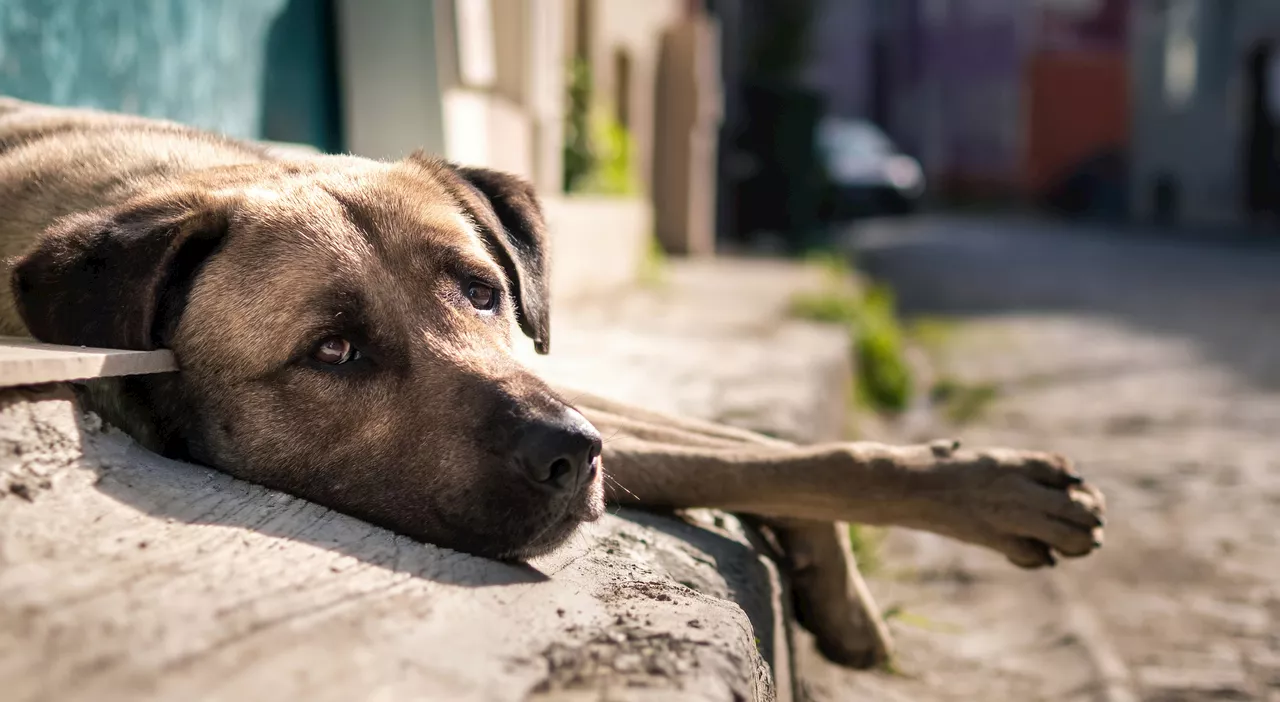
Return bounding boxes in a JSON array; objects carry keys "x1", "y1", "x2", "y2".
[{"x1": 501, "y1": 461, "x2": 606, "y2": 561}]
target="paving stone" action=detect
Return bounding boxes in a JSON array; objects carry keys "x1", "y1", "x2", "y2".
[{"x1": 1137, "y1": 659, "x2": 1254, "y2": 700}]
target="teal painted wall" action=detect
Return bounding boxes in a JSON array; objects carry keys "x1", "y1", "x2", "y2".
[{"x1": 0, "y1": 0, "x2": 343, "y2": 152}]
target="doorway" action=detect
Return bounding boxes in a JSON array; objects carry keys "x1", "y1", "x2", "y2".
[
  {"x1": 1243, "y1": 41, "x2": 1280, "y2": 224},
  {"x1": 261, "y1": 0, "x2": 344, "y2": 153}
]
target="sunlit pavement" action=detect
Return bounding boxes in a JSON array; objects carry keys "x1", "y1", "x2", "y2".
[{"x1": 815, "y1": 216, "x2": 1280, "y2": 701}]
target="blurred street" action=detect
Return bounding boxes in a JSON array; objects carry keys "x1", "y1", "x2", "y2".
[
  {"x1": 810, "y1": 217, "x2": 1280, "y2": 701},
  {"x1": 7, "y1": 0, "x2": 1280, "y2": 698}
]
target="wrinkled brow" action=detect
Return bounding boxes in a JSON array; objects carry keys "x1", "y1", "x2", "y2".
[{"x1": 331, "y1": 192, "x2": 509, "y2": 298}]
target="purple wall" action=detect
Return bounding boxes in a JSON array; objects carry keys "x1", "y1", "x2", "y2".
[
  {"x1": 877, "y1": 0, "x2": 1130, "y2": 192},
  {"x1": 801, "y1": 0, "x2": 874, "y2": 118},
  {"x1": 891, "y1": 0, "x2": 1030, "y2": 185}
]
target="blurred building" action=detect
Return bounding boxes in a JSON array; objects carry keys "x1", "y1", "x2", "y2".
[
  {"x1": 868, "y1": 0, "x2": 1130, "y2": 211},
  {"x1": 0, "y1": 0, "x2": 724, "y2": 298},
  {"x1": 702, "y1": 0, "x2": 1133, "y2": 231},
  {"x1": 1131, "y1": 0, "x2": 1280, "y2": 229},
  {"x1": 787, "y1": 0, "x2": 1280, "y2": 231}
]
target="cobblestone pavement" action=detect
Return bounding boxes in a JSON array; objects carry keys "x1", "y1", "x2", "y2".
[{"x1": 800, "y1": 217, "x2": 1280, "y2": 702}]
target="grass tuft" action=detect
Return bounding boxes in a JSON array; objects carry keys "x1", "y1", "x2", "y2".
[
  {"x1": 791, "y1": 279, "x2": 913, "y2": 414},
  {"x1": 638, "y1": 235, "x2": 669, "y2": 288},
  {"x1": 930, "y1": 376, "x2": 999, "y2": 425},
  {"x1": 847, "y1": 524, "x2": 887, "y2": 574}
]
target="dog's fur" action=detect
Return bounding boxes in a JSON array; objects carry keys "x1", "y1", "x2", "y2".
[{"x1": 0, "y1": 98, "x2": 1105, "y2": 668}]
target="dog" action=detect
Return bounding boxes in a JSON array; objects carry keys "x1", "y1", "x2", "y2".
[{"x1": 0, "y1": 98, "x2": 1105, "y2": 668}]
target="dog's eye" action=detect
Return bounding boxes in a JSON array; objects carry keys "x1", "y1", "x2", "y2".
[
  {"x1": 466, "y1": 281, "x2": 497, "y2": 311},
  {"x1": 312, "y1": 336, "x2": 361, "y2": 365}
]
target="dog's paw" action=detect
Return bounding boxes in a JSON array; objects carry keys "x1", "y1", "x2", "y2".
[
  {"x1": 925, "y1": 443, "x2": 1106, "y2": 569},
  {"x1": 793, "y1": 564, "x2": 895, "y2": 669},
  {"x1": 777, "y1": 521, "x2": 894, "y2": 669}
]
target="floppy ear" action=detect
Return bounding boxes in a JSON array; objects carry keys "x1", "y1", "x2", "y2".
[
  {"x1": 10, "y1": 193, "x2": 230, "y2": 350},
  {"x1": 450, "y1": 165, "x2": 552, "y2": 355}
]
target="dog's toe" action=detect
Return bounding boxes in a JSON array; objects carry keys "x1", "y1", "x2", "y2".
[
  {"x1": 815, "y1": 630, "x2": 894, "y2": 669},
  {"x1": 1006, "y1": 538, "x2": 1056, "y2": 569},
  {"x1": 790, "y1": 556, "x2": 894, "y2": 668},
  {"x1": 799, "y1": 595, "x2": 895, "y2": 669}
]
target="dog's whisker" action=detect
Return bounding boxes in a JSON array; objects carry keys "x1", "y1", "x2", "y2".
[
  {"x1": 576, "y1": 528, "x2": 596, "y2": 553},
  {"x1": 602, "y1": 473, "x2": 640, "y2": 502}
]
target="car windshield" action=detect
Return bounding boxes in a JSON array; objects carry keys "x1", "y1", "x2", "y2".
[{"x1": 820, "y1": 119, "x2": 895, "y2": 158}]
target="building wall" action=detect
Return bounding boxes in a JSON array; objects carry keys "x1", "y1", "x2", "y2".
[
  {"x1": 426, "y1": 0, "x2": 566, "y2": 188},
  {"x1": 581, "y1": 0, "x2": 685, "y2": 193},
  {"x1": 1024, "y1": 0, "x2": 1130, "y2": 198},
  {"x1": 801, "y1": 0, "x2": 873, "y2": 119},
  {"x1": 1131, "y1": 0, "x2": 1280, "y2": 227},
  {"x1": 876, "y1": 0, "x2": 1133, "y2": 202},
  {"x1": 0, "y1": 0, "x2": 341, "y2": 151},
  {"x1": 335, "y1": 0, "x2": 447, "y2": 161},
  {"x1": 882, "y1": 0, "x2": 1033, "y2": 196}
]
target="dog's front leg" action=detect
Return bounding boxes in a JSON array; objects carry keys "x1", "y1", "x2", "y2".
[
  {"x1": 581, "y1": 404, "x2": 893, "y2": 667},
  {"x1": 598, "y1": 437, "x2": 1105, "y2": 569}
]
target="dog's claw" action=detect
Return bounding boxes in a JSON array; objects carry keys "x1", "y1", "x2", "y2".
[{"x1": 929, "y1": 446, "x2": 1108, "y2": 567}]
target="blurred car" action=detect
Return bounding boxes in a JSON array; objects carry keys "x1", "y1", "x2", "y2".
[{"x1": 817, "y1": 117, "x2": 925, "y2": 220}]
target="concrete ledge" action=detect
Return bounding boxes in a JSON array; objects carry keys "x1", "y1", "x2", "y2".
[
  {"x1": 0, "y1": 337, "x2": 175, "y2": 388},
  {"x1": 0, "y1": 386, "x2": 780, "y2": 702},
  {"x1": 541, "y1": 195, "x2": 653, "y2": 309}
]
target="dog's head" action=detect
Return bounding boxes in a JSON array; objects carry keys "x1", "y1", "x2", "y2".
[{"x1": 10, "y1": 153, "x2": 604, "y2": 560}]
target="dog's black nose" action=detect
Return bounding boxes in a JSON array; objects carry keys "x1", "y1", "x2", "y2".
[{"x1": 517, "y1": 408, "x2": 602, "y2": 492}]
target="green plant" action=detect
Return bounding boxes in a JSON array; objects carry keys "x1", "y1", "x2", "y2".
[
  {"x1": 856, "y1": 285, "x2": 913, "y2": 413},
  {"x1": 562, "y1": 58, "x2": 638, "y2": 196},
  {"x1": 788, "y1": 289, "x2": 861, "y2": 324},
  {"x1": 789, "y1": 282, "x2": 914, "y2": 414},
  {"x1": 907, "y1": 317, "x2": 956, "y2": 356},
  {"x1": 577, "y1": 106, "x2": 638, "y2": 196},
  {"x1": 638, "y1": 234, "x2": 668, "y2": 288},
  {"x1": 882, "y1": 605, "x2": 962, "y2": 634},
  {"x1": 563, "y1": 58, "x2": 595, "y2": 193},
  {"x1": 847, "y1": 524, "x2": 886, "y2": 574},
  {"x1": 930, "y1": 377, "x2": 999, "y2": 425}
]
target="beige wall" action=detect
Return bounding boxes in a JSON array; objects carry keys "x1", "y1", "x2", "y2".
[
  {"x1": 652, "y1": 14, "x2": 721, "y2": 255},
  {"x1": 335, "y1": 0, "x2": 447, "y2": 161},
  {"x1": 575, "y1": 0, "x2": 685, "y2": 194},
  {"x1": 430, "y1": 0, "x2": 567, "y2": 191}
]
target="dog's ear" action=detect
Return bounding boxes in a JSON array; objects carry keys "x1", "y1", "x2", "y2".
[
  {"x1": 449, "y1": 164, "x2": 552, "y2": 355},
  {"x1": 10, "y1": 193, "x2": 230, "y2": 350}
]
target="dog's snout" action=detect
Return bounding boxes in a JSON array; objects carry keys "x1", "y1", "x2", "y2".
[{"x1": 517, "y1": 409, "x2": 602, "y2": 492}]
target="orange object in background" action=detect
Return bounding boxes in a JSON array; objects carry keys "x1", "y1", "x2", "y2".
[{"x1": 1024, "y1": 50, "x2": 1130, "y2": 195}]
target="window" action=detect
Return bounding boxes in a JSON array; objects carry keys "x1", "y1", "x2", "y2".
[{"x1": 1163, "y1": 0, "x2": 1200, "y2": 109}]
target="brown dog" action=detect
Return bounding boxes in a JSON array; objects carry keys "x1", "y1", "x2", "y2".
[{"x1": 0, "y1": 98, "x2": 1104, "y2": 668}]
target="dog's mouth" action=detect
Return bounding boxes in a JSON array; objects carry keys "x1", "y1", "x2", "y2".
[{"x1": 499, "y1": 460, "x2": 606, "y2": 561}]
